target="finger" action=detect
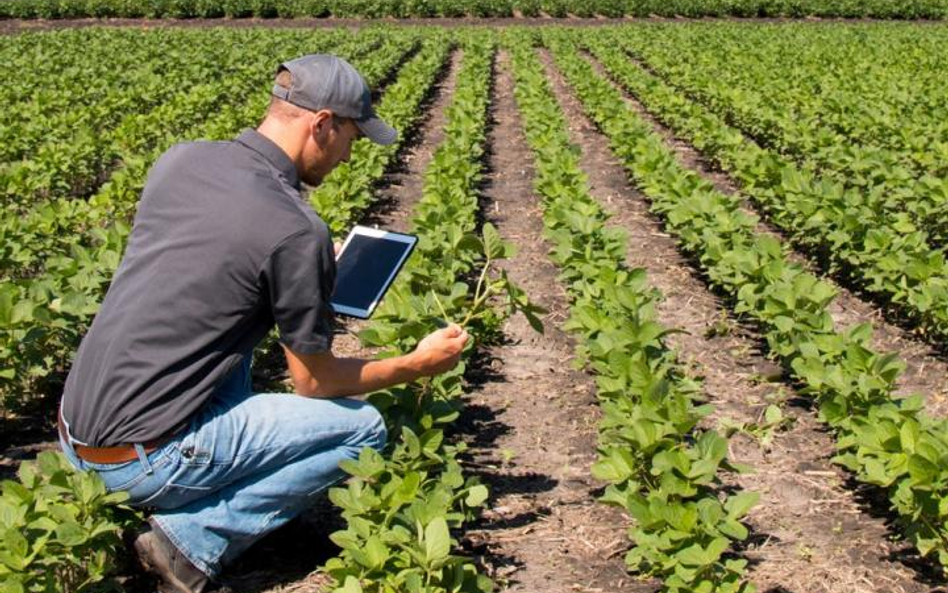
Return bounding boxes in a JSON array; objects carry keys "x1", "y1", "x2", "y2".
[{"x1": 451, "y1": 331, "x2": 469, "y2": 349}]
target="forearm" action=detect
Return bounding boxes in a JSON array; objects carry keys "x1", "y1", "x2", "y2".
[
  {"x1": 288, "y1": 351, "x2": 424, "y2": 398},
  {"x1": 284, "y1": 324, "x2": 468, "y2": 398}
]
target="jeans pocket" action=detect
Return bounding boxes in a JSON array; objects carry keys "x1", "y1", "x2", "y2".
[
  {"x1": 79, "y1": 445, "x2": 177, "y2": 499},
  {"x1": 174, "y1": 416, "x2": 220, "y2": 467},
  {"x1": 176, "y1": 434, "x2": 214, "y2": 466}
]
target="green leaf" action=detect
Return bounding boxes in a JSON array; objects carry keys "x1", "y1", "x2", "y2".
[
  {"x1": 0, "y1": 577, "x2": 24, "y2": 593},
  {"x1": 1, "y1": 529, "x2": 28, "y2": 559},
  {"x1": 424, "y1": 517, "x2": 451, "y2": 565},
  {"x1": 364, "y1": 535, "x2": 389, "y2": 569},
  {"x1": 763, "y1": 404, "x2": 783, "y2": 425},
  {"x1": 907, "y1": 454, "x2": 938, "y2": 486},
  {"x1": 677, "y1": 543, "x2": 712, "y2": 568},
  {"x1": 719, "y1": 518, "x2": 749, "y2": 541},
  {"x1": 10, "y1": 302, "x2": 33, "y2": 324},
  {"x1": 724, "y1": 492, "x2": 759, "y2": 519},
  {"x1": 481, "y1": 223, "x2": 506, "y2": 260},
  {"x1": 337, "y1": 576, "x2": 363, "y2": 593},
  {"x1": 465, "y1": 484, "x2": 488, "y2": 507},
  {"x1": 54, "y1": 521, "x2": 87, "y2": 547}
]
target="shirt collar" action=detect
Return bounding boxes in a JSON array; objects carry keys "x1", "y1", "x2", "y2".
[{"x1": 235, "y1": 128, "x2": 300, "y2": 190}]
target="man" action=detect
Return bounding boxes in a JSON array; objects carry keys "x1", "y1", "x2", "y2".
[{"x1": 57, "y1": 54, "x2": 468, "y2": 593}]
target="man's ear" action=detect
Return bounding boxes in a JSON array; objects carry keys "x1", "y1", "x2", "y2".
[{"x1": 310, "y1": 109, "x2": 334, "y2": 143}]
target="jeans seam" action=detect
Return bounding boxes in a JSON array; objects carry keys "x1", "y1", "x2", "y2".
[
  {"x1": 243, "y1": 507, "x2": 283, "y2": 545},
  {"x1": 152, "y1": 515, "x2": 216, "y2": 578},
  {"x1": 190, "y1": 430, "x2": 355, "y2": 468}
]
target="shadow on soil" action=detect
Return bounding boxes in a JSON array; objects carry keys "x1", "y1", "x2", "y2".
[
  {"x1": 225, "y1": 499, "x2": 344, "y2": 593},
  {"x1": 124, "y1": 496, "x2": 343, "y2": 593},
  {"x1": 844, "y1": 475, "x2": 948, "y2": 591},
  {"x1": 0, "y1": 393, "x2": 60, "y2": 480}
]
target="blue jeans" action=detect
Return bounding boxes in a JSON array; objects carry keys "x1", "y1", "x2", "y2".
[{"x1": 59, "y1": 357, "x2": 387, "y2": 577}]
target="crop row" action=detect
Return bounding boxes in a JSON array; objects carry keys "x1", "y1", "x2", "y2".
[
  {"x1": 2, "y1": 28, "x2": 427, "y2": 282},
  {"x1": 544, "y1": 28, "x2": 948, "y2": 572},
  {"x1": 1, "y1": 0, "x2": 945, "y2": 19},
  {"x1": 506, "y1": 34, "x2": 757, "y2": 593},
  {"x1": 614, "y1": 24, "x2": 948, "y2": 244},
  {"x1": 322, "y1": 34, "x2": 536, "y2": 593},
  {"x1": 0, "y1": 29, "x2": 420, "y2": 412},
  {"x1": 579, "y1": 29, "x2": 948, "y2": 351},
  {"x1": 615, "y1": 24, "x2": 948, "y2": 165}
]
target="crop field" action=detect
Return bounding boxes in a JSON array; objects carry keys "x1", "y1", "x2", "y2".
[
  {"x1": 2, "y1": 0, "x2": 947, "y2": 19},
  {"x1": 3, "y1": 20, "x2": 948, "y2": 593}
]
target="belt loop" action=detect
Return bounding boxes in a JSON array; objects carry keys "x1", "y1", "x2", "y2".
[{"x1": 135, "y1": 444, "x2": 154, "y2": 475}]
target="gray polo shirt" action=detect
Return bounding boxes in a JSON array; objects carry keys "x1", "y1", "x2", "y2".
[{"x1": 62, "y1": 129, "x2": 336, "y2": 448}]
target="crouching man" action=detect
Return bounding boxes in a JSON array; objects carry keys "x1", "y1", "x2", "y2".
[{"x1": 58, "y1": 54, "x2": 468, "y2": 593}]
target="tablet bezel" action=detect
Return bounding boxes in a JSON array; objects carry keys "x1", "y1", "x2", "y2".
[{"x1": 330, "y1": 225, "x2": 418, "y2": 319}]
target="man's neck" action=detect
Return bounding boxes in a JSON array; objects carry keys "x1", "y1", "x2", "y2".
[{"x1": 256, "y1": 120, "x2": 305, "y2": 173}]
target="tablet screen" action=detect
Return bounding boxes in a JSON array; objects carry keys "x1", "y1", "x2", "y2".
[{"x1": 331, "y1": 227, "x2": 417, "y2": 318}]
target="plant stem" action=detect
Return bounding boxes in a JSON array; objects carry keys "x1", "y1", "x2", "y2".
[{"x1": 460, "y1": 255, "x2": 493, "y2": 327}]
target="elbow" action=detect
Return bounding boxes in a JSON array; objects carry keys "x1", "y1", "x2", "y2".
[
  {"x1": 285, "y1": 348, "x2": 342, "y2": 398},
  {"x1": 292, "y1": 376, "x2": 343, "y2": 398},
  {"x1": 289, "y1": 373, "x2": 320, "y2": 397}
]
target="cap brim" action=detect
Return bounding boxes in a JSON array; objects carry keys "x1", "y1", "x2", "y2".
[{"x1": 355, "y1": 116, "x2": 397, "y2": 146}]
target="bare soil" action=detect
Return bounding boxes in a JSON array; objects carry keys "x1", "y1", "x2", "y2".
[
  {"x1": 537, "y1": 46, "x2": 945, "y2": 593},
  {"x1": 456, "y1": 50, "x2": 651, "y2": 593}
]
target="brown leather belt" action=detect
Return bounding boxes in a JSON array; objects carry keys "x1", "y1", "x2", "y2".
[{"x1": 57, "y1": 412, "x2": 170, "y2": 465}]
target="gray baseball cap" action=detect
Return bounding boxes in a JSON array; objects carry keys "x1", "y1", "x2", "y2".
[{"x1": 272, "y1": 54, "x2": 397, "y2": 146}]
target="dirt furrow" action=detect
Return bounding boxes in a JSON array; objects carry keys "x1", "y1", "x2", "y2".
[
  {"x1": 537, "y1": 46, "x2": 940, "y2": 593},
  {"x1": 357, "y1": 49, "x2": 462, "y2": 234},
  {"x1": 604, "y1": 50, "x2": 948, "y2": 416},
  {"x1": 458, "y1": 51, "x2": 649, "y2": 593}
]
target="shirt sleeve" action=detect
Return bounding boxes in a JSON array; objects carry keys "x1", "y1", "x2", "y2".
[{"x1": 259, "y1": 228, "x2": 337, "y2": 354}]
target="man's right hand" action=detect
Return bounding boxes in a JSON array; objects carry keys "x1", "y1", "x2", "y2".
[
  {"x1": 284, "y1": 323, "x2": 469, "y2": 399},
  {"x1": 411, "y1": 323, "x2": 469, "y2": 377}
]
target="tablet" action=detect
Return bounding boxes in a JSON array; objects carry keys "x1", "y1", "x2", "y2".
[{"x1": 330, "y1": 225, "x2": 418, "y2": 319}]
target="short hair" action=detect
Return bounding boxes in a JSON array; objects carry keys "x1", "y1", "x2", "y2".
[
  {"x1": 266, "y1": 68, "x2": 308, "y2": 121},
  {"x1": 275, "y1": 67, "x2": 292, "y2": 89}
]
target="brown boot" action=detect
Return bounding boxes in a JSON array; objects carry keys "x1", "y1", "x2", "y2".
[{"x1": 133, "y1": 519, "x2": 213, "y2": 593}]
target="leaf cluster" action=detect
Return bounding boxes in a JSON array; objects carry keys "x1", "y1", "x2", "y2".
[{"x1": 0, "y1": 451, "x2": 140, "y2": 593}]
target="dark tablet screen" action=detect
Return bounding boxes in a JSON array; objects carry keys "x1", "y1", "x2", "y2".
[{"x1": 331, "y1": 231, "x2": 416, "y2": 318}]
